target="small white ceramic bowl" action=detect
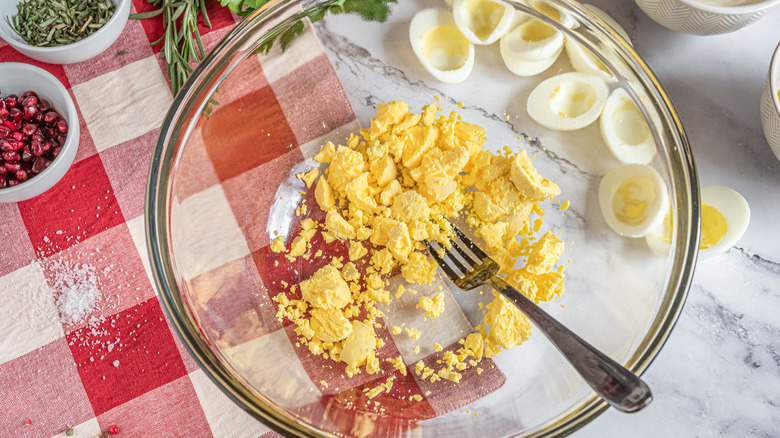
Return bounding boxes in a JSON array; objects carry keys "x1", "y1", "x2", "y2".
[
  {"x1": 0, "y1": 0, "x2": 130, "y2": 64},
  {"x1": 635, "y1": 0, "x2": 780, "y2": 35},
  {"x1": 0, "y1": 63, "x2": 79, "y2": 202},
  {"x1": 761, "y1": 42, "x2": 780, "y2": 161}
]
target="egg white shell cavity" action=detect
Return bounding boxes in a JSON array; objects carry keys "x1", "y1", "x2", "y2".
[
  {"x1": 598, "y1": 164, "x2": 668, "y2": 238},
  {"x1": 527, "y1": 0, "x2": 577, "y2": 29},
  {"x1": 582, "y1": 4, "x2": 632, "y2": 45},
  {"x1": 501, "y1": 17, "x2": 564, "y2": 62},
  {"x1": 500, "y1": 41, "x2": 562, "y2": 77},
  {"x1": 527, "y1": 72, "x2": 609, "y2": 130},
  {"x1": 452, "y1": 0, "x2": 516, "y2": 45},
  {"x1": 565, "y1": 39, "x2": 617, "y2": 83},
  {"x1": 698, "y1": 185, "x2": 750, "y2": 261},
  {"x1": 600, "y1": 88, "x2": 657, "y2": 165},
  {"x1": 410, "y1": 9, "x2": 475, "y2": 83}
]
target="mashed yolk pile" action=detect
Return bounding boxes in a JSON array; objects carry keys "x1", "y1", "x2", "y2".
[{"x1": 271, "y1": 100, "x2": 565, "y2": 388}]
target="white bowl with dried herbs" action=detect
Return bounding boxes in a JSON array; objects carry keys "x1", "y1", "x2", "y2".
[{"x1": 0, "y1": 0, "x2": 130, "y2": 64}]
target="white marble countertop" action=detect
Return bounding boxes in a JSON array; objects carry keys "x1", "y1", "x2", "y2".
[
  {"x1": 316, "y1": 1, "x2": 780, "y2": 436},
  {"x1": 565, "y1": 3, "x2": 780, "y2": 437}
]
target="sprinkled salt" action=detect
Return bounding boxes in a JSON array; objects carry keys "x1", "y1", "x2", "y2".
[
  {"x1": 51, "y1": 260, "x2": 100, "y2": 325},
  {"x1": 112, "y1": 360, "x2": 119, "y2": 367}
]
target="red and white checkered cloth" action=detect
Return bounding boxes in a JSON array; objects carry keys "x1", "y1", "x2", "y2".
[{"x1": 0, "y1": 2, "x2": 505, "y2": 437}]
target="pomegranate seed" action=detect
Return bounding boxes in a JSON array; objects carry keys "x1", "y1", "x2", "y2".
[
  {"x1": 22, "y1": 123, "x2": 38, "y2": 137},
  {"x1": 0, "y1": 90, "x2": 68, "y2": 190},
  {"x1": 109, "y1": 425, "x2": 119, "y2": 434},
  {"x1": 23, "y1": 105, "x2": 37, "y2": 120},
  {"x1": 21, "y1": 148, "x2": 33, "y2": 162},
  {"x1": 32, "y1": 158, "x2": 47, "y2": 173},
  {"x1": 31, "y1": 142, "x2": 43, "y2": 157},
  {"x1": 43, "y1": 111, "x2": 59, "y2": 125},
  {"x1": 2, "y1": 151, "x2": 19, "y2": 162},
  {"x1": 22, "y1": 96, "x2": 38, "y2": 107},
  {"x1": 10, "y1": 109, "x2": 23, "y2": 123},
  {"x1": 56, "y1": 119, "x2": 68, "y2": 134}
]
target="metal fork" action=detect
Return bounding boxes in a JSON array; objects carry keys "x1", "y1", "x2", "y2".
[{"x1": 425, "y1": 224, "x2": 652, "y2": 414}]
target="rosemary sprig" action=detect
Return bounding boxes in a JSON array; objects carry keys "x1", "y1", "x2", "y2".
[
  {"x1": 130, "y1": 0, "x2": 209, "y2": 95},
  {"x1": 131, "y1": 0, "x2": 396, "y2": 95}
]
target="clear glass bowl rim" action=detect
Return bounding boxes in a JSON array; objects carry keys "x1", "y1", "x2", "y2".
[{"x1": 144, "y1": 1, "x2": 701, "y2": 436}]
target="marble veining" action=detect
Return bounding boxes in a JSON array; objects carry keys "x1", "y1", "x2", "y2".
[{"x1": 314, "y1": 1, "x2": 780, "y2": 436}]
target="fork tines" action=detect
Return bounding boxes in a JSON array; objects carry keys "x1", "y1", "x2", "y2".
[{"x1": 424, "y1": 222, "x2": 492, "y2": 282}]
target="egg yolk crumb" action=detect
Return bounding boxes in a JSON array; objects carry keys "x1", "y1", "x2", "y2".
[{"x1": 271, "y1": 100, "x2": 565, "y2": 392}]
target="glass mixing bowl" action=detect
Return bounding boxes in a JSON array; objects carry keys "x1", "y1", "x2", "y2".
[{"x1": 145, "y1": 1, "x2": 699, "y2": 436}]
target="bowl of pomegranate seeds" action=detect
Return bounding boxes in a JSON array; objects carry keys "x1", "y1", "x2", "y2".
[{"x1": 0, "y1": 62, "x2": 79, "y2": 202}]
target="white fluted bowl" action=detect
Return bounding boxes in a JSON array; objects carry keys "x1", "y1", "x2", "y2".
[{"x1": 635, "y1": 0, "x2": 780, "y2": 35}]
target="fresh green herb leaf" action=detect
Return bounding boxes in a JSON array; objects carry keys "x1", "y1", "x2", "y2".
[
  {"x1": 330, "y1": 0, "x2": 397, "y2": 22},
  {"x1": 279, "y1": 20, "x2": 304, "y2": 51}
]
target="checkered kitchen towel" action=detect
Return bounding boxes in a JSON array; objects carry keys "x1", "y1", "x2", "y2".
[{"x1": 0, "y1": 2, "x2": 504, "y2": 437}]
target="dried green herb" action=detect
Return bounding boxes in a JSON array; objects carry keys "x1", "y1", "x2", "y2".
[{"x1": 7, "y1": 0, "x2": 116, "y2": 47}]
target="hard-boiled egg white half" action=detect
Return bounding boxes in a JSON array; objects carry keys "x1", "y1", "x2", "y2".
[
  {"x1": 645, "y1": 185, "x2": 750, "y2": 260},
  {"x1": 500, "y1": 17, "x2": 564, "y2": 76},
  {"x1": 527, "y1": 72, "x2": 609, "y2": 130},
  {"x1": 600, "y1": 87, "x2": 656, "y2": 165},
  {"x1": 452, "y1": 0, "x2": 516, "y2": 45},
  {"x1": 527, "y1": 0, "x2": 577, "y2": 29},
  {"x1": 410, "y1": 9, "x2": 475, "y2": 84},
  {"x1": 564, "y1": 5, "x2": 630, "y2": 83},
  {"x1": 598, "y1": 164, "x2": 668, "y2": 238}
]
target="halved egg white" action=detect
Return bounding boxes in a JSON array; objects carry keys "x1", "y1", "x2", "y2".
[
  {"x1": 698, "y1": 186, "x2": 750, "y2": 261},
  {"x1": 527, "y1": 72, "x2": 609, "y2": 131},
  {"x1": 527, "y1": 0, "x2": 577, "y2": 29},
  {"x1": 499, "y1": 17, "x2": 564, "y2": 76},
  {"x1": 598, "y1": 164, "x2": 668, "y2": 238},
  {"x1": 564, "y1": 5, "x2": 631, "y2": 84},
  {"x1": 600, "y1": 88, "x2": 656, "y2": 165},
  {"x1": 410, "y1": 9, "x2": 475, "y2": 83},
  {"x1": 646, "y1": 186, "x2": 750, "y2": 261},
  {"x1": 452, "y1": 0, "x2": 516, "y2": 45}
]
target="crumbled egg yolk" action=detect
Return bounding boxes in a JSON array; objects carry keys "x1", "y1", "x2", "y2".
[{"x1": 272, "y1": 100, "x2": 565, "y2": 390}]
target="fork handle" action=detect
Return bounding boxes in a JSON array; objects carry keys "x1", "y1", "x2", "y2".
[{"x1": 487, "y1": 276, "x2": 652, "y2": 413}]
